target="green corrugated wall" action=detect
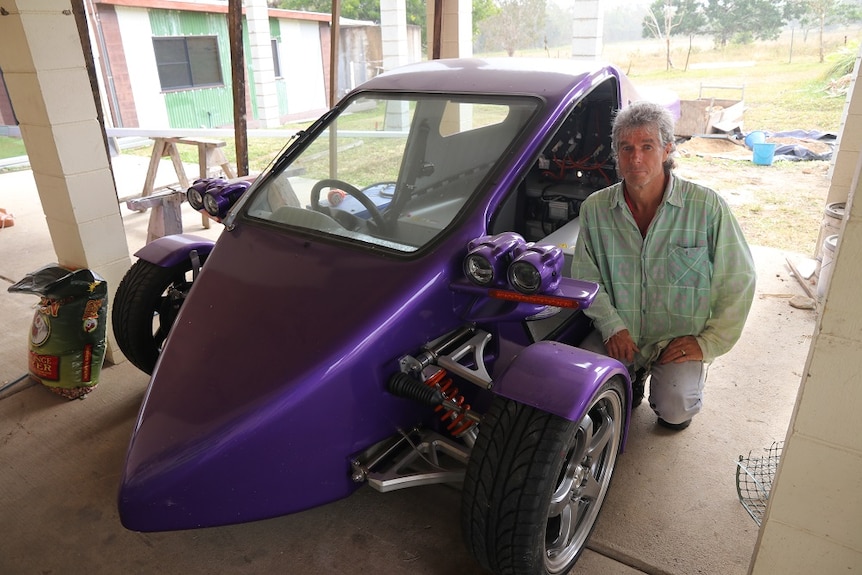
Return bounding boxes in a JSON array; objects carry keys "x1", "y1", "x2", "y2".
[
  {"x1": 148, "y1": 9, "x2": 284, "y2": 129},
  {"x1": 270, "y1": 19, "x2": 289, "y2": 113}
]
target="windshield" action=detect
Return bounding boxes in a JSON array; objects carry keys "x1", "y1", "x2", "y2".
[{"x1": 243, "y1": 93, "x2": 538, "y2": 252}]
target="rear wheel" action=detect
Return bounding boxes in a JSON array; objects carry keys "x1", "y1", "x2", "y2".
[
  {"x1": 461, "y1": 377, "x2": 625, "y2": 575},
  {"x1": 112, "y1": 255, "x2": 205, "y2": 374}
]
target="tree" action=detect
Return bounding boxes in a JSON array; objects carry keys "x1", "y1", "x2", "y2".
[
  {"x1": 795, "y1": 0, "x2": 862, "y2": 62},
  {"x1": 472, "y1": 0, "x2": 500, "y2": 39},
  {"x1": 543, "y1": 0, "x2": 574, "y2": 50},
  {"x1": 479, "y1": 0, "x2": 546, "y2": 56},
  {"x1": 606, "y1": 4, "x2": 651, "y2": 43},
  {"x1": 275, "y1": 0, "x2": 380, "y2": 21},
  {"x1": 642, "y1": 0, "x2": 704, "y2": 70},
  {"x1": 700, "y1": 0, "x2": 799, "y2": 47}
]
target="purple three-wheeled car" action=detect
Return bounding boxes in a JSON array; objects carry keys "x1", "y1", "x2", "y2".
[{"x1": 113, "y1": 58, "x2": 648, "y2": 575}]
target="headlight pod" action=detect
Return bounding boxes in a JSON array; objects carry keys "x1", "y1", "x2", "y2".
[
  {"x1": 463, "y1": 232, "x2": 526, "y2": 287},
  {"x1": 203, "y1": 181, "x2": 251, "y2": 219},
  {"x1": 507, "y1": 243, "x2": 564, "y2": 294},
  {"x1": 186, "y1": 178, "x2": 213, "y2": 211}
]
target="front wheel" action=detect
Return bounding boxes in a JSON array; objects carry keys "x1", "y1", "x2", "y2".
[
  {"x1": 112, "y1": 255, "x2": 205, "y2": 375},
  {"x1": 461, "y1": 377, "x2": 625, "y2": 575}
]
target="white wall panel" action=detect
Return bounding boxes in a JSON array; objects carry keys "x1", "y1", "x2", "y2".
[
  {"x1": 115, "y1": 7, "x2": 169, "y2": 127},
  {"x1": 279, "y1": 20, "x2": 326, "y2": 116}
]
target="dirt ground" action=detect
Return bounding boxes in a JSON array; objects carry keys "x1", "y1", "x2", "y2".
[{"x1": 673, "y1": 135, "x2": 834, "y2": 257}]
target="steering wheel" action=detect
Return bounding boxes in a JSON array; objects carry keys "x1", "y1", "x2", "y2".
[{"x1": 310, "y1": 179, "x2": 388, "y2": 232}]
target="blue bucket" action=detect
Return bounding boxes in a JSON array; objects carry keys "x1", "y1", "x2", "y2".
[
  {"x1": 752, "y1": 142, "x2": 777, "y2": 166},
  {"x1": 745, "y1": 131, "x2": 767, "y2": 148}
]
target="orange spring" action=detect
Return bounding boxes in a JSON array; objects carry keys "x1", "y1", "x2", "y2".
[{"x1": 424, "y1": 369, "x2": 476, "y2": 436}]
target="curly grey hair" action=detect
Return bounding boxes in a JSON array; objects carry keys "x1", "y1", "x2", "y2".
[{"x1": 610, "y1": 101, "x2": 677, "y2": 171}]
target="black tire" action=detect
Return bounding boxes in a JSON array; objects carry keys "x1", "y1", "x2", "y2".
[
  {"x1": 461, "y1": 377, "x2": 625, "y2": 575},
  {"x1": 112, "y1": 255, "x2": 205, "y2": 375}
]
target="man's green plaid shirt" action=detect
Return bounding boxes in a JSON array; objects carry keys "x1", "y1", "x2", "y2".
[{"x1": 571, "y1": 174, "x2": 757, "y2": 369}]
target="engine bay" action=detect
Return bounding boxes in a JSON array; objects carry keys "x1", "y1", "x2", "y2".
[{"x1": 521, "y1": 92, "x2": 618, "y2": 243}]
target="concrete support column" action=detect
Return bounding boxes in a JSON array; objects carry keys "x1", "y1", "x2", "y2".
[
  {"x1": 748, "y1": 41, "x2": 862, "y2": 575},
  {"x1": 0, "y1": 0, "x2": 130, "y2": 361},
  {"x1": 380, "y1": 0, "x2": 409, "y2": 73},
  {"x1": 818, "y1": 44, "x2": 862, "y2": 257},
  {"x1": 427, "y1": 0, "x2": 472, "y2": 60},
  {"x1": 817, "y1": 48, "x2": 862, "y2": 232},
  {"x1": 380, "y1": 0, "x2": 409, "y2": 130},
  {"x1": 246, "y1": 0, "x2": 280, "y2": 128},
  {"x1": 749, "y1": 120, "x2": 862, "y2": 575},
  {"x1": 825, "y1": 45, "x2": 862, "y2": 207},
  {"x1": 571, "y1": 0, "x2": 603, "y2": 60}
]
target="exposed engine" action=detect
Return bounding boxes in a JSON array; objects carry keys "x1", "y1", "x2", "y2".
[{"x1": 522, "y1": 97, "x2": 617, "y2": 242}]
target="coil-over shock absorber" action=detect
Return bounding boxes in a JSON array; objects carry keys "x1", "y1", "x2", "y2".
[
  {"x1": 388, "y1": 368, "x2": 480, "y2": 437},
  {"x1": 388, "y1": 325, "x2": 491, "y2": 438},
  {"x1": 351, "y1": 326, "x2": 491, "y2": 490}
]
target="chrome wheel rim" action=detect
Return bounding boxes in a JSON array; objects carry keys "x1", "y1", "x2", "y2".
[{"x1": 544, "y1": 388, "x2": 623, "y2": 572}]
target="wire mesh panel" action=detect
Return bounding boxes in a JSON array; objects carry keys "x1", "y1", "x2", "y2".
[{"x1": 735, "y1": 441, "x2": 783, "y2": 525}]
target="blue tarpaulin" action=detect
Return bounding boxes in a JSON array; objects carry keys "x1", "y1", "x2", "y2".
[{"x1": 746, "y1": 130, "x2": 836, "y2": 162}]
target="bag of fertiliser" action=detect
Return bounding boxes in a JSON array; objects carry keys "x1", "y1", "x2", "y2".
[{"x1": 8, "y1": 264, "x2": 108, "y2": 399}]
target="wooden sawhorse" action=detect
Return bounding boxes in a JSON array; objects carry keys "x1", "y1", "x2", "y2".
[{"x1": 141, "y1": 137, "x2": 237, "y2": 229}]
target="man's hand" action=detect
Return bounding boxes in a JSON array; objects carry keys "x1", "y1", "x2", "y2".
[
  {"x1": 658, "y1": 335, "x2": 702, "y2": 364},
  {"x1": 604, "y1": 329, "x2": 639, "y2": 364}
]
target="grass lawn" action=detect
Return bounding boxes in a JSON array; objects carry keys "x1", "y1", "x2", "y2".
[
  {"x1": 0, "y1": 135, "x2": 26, "y2": 160},
  {"x1": 602, "y1": 33, "x2": 853, "y2": 133}
]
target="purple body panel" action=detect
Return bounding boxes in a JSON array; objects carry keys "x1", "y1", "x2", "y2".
[
  {"x1": 120, "y1": 223, "x2": 484, "y2": 531},
  {"x1": 134, "y1": 233, "x2": 215, "y2": 267},
  {"x1": 493, "y1": 341, "x2": 631, "y2": 447},
  {"x1": 118, "y1": 58, "x2": 646, "y2": 533}
]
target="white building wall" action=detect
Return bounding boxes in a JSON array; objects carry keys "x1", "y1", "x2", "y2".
[
  {"x1": 114, "y1": 6, "x2": 169, "y2": 128},
  {"x1": 279, "y1": 20, "x2": 326, "y2": 116}
]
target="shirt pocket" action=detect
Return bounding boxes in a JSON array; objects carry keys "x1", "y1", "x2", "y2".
[{"x1": 667, "y1": 245, "x2": 710, "y2": 288}]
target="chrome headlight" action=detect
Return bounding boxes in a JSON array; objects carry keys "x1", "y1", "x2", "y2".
[
  {"x1": 464, "y1": 253, "x2": 495, "y2": 285},
  {"x1": 186, "y1": 178, "x2": 212, "y2": 211},
  {"x1": 463, "y1": 232, "x2": 526, "y2": 287},
  {"x1": 507, "y1": 243, "x2": 564, "y2": 294}
]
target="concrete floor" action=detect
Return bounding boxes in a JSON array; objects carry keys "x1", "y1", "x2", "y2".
[{"x1": 0, "y1": 155, "x2": 814, "y2": 574}]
